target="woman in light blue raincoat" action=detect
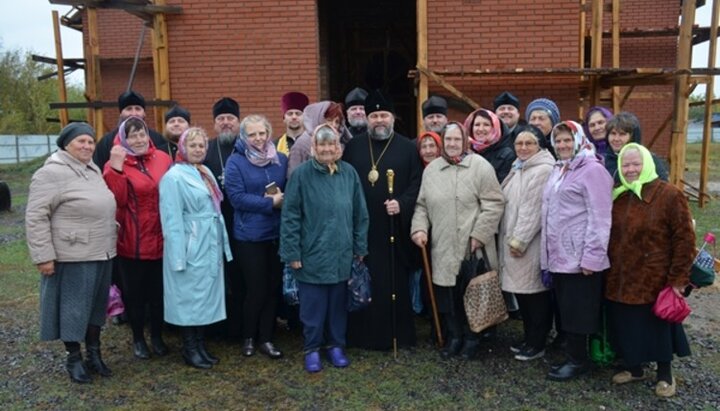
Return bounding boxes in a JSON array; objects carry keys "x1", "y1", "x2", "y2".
[{"x1": 159, "y1": 127, "x2": 232, "y2": 370}]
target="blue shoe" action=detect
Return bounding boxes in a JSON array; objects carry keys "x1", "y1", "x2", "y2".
[
  {"x1": 304, "y1": 351, "x2": 322, "y2": 373},
  {"x1": 327, "y1": 346, "x2": 349, "y2": 368}
]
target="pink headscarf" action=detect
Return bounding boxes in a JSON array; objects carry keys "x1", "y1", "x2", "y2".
[{"x1": 463, "y1": 108, "x2": 502, "y2": 153}]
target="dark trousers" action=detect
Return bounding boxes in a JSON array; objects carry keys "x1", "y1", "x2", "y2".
[
  {"x1": 516, "y1": 291, "x2": 553, "y2": 350},
  {"x1": 236, "y1": 240, "x2": 282, "y2": 343},
  {"x1": 117, "y1": 257, "x2": 164, "y2": 341},
  {"x1": 298, "y1": 281, "x2": 348, "y2": 352}
]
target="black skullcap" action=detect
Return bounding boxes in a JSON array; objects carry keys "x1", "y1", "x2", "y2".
[
  {"x1": 493, "y1": 91, "x2": 520, "y2": 111},
  {"x1": 212, "y1": 97, "x2": 240, "y2": 119},
  {"x1": 345, "y1": 87, "x2": 368, "y2": 108},
  {"x1": 57, "y1": 122, "x2": 95, "y2": 150},
  {"x1": 364, "y1": 90, "x2": 394, "y2": 116},
  {"x1": 118, "y1": 90, "x2": 146, "y2": 112},
  {"x1": 165, "y1": 105, "x2": 191, "y2": 123},
  {"x1": 422, "y1": 96, "x2": 448, "y2": 118}
]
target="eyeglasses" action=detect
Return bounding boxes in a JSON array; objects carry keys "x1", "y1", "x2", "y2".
[{"x1": 514, "y1": 141, "x2": 538, "y2": 147}]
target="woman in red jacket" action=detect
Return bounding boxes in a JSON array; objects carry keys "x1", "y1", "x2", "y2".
[{"x1": 104, "y1": 116, "x2": 172, "y2": 360}]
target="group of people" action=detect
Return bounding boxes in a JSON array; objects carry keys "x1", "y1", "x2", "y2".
[{"x1": 25, "y1": 87, "x2": 695, "y2": 398}]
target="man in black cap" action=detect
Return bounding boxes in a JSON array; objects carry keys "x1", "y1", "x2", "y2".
[
  {"x1": 204, "y1": 96, "x2": 243, "y2": 338},
  {"x1": 494, "y1": 91, "x2": 525, "y2": 144},
  {"x1": 342, "y1": 90, "x2": 422, "y2": 351},
  {"x1": 344, "y1": 87, "x2": 368, "y2": 137},
  {"x1": 421, "y1": 95, "x2": 448, "y2": 133},
  {"x1": 92, "y1": 90, "x2": 168, "y2": 169},
  {"x1": 162, "y1": 105, "x2": 191, "y2": 161}
]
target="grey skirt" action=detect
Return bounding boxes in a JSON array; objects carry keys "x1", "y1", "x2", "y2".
[{"x1": 39, "y1": 260, "x2": 112, "y2": 342}]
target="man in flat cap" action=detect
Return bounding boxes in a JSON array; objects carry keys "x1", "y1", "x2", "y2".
[
  {"x1": 344, "y1": 87, "x2": 368, "y2": 138},
  {"x1": 494, "y1": 91, "x2": 525, "y2": 144},
  {"x1": 421, "y1": 95, "x2": 448, "y2": 133},
  {"x1": 342, "y1": 90, "x2": 422, "y2": 351},
  {"x1": 93, "y1": 90, "x2": 168, "y2": 169},
  {"x1": 162, "y1": 105, "x2": 191, "y2": 161},
  {"x1": 204, "y1": 97, "x2": 243, "y2": 338},
  {"x1": 276, "y1": 92, "x2": 309, "y2": 155}
]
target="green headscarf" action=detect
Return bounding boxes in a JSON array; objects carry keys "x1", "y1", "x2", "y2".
[{"x1": 612, "y1": 143, "x2": 658, "y2": 200}]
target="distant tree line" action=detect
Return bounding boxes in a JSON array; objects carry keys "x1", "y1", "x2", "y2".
[
  {"x1": 0, "y1": 42, "x2": 86, "y2": 134},
  {"x1": 688, "y1": 93, "x2": 720, "y2": 122}
]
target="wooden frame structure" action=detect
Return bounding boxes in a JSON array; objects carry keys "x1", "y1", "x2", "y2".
[{"x1": 414, "y1": 0, "x2": 720, "y2": 206}]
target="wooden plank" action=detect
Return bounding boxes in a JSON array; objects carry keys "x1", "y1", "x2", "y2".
[
  {"x1": 700, "y1": 0, "x2": 720, "y2": 207},
  {"x1": 52, "y1": 11, "x2": 69, "y2": 127},
  {"x1": 49, "y1": 0, "x2": 182, "y2": 14},
  {"x1": 619, "y1": 85, "x2": 634, "y2": 108},
  {"x1": 579, "y1": 0, "x2": 587, "y2": 120},
  {"x1": 152, "y1": 0, "x2": 171, "y2": 131},
  {"x1": 416, "y1": 66, "x2": 479, "y2": 110},
  {"x1": 669, "y1": 0, "x2": 697, "y2": 187},
  {"x1": 86, "y1": 7, "x2": 103, "y2": 135},
  {"x1": 612, "y1": 0, "x2": 621, "y2": 112},
  {"x1": 589, "y1": 0, "x2": 604, "y2": 106},
  {"x1": 416, "y1": 0, "x2": 428, "y2": 135}
]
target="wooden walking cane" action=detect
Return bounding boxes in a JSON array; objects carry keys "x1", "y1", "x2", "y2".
[
  {"x1": 421, "y1": 245, "x2": 444, "y2": 348},
  {"x1": 387, "y1": 169, "x2": 398, "y2": 359}
]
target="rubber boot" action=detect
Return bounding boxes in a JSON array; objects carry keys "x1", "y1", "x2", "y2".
[
  {"x1": 196, "y1": 326, "x2": 219, "y2": 365},
  {"x1": 182, "y1": 327, "x2": 212, "y2": 369}
]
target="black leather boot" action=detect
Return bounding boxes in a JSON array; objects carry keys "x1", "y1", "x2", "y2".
[
  {"x1": 440, "y1": 338, "x2": 463, "y2": 360},
  {"x1": 182, "y1": 327, "x2": 212, "y2": 369},
  {"x1": 459, "y1": 338, "x2": 480, "y2": 360},
  {"x1": 66, "y1": 350, "x2": 92, "y2": 384},
  {"x1": 85, "y1": 344, "x2": 112, "y2": 377},
  {"x1": 196, "y1": 326, "x2": 219, "y2": 365},
  {"x1": 150, "y1": 334, "x2": 169, "y2": 357}
]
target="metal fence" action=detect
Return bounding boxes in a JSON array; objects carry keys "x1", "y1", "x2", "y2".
[{"x1": 0, "y1": 135, "x2": 58, "y2": 164}]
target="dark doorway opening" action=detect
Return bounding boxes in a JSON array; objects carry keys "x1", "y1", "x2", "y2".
[{"x1": 318, "y1": 0, "x2": 418, "y2": 136}]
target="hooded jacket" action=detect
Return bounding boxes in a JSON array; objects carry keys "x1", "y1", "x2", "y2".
[
  {"x1": 103, "y1": 135, "x2": 172, "y2": 260},
  {"x1": 287, "y1": 101, "x2": 353, "y2": 176}
]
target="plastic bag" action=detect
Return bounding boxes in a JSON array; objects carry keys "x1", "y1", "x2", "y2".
[
  {"x1": 282, "y1": 264, "x2": 300, "y2": 306},
  {"x1": 347, "y1": 259, "x2": 371, "y2": 312},
  {"x1": 106, "y1": 284, "x2": 125, "y2": 318},
  {"x1": 652, "y1": 286, "x2": 691, "y2": 323}
]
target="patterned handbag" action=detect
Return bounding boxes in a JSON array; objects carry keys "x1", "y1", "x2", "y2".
[{"x1": 464, "y1": 247, "x2": 508, "y2": 333}]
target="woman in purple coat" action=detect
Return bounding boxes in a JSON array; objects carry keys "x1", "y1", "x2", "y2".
[{"x1": 540, "y1": 120, "x2": 613, "y2": 381}]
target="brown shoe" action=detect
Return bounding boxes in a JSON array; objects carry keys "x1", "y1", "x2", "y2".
[
  {"x1": 612, "y1": 370, "x2": 648, "y2": 384},
  {"x1": 655, "y1": 377, "x2": 676, "y2": 397}
]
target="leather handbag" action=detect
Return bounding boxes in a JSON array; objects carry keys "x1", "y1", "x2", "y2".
[
  {"x1": 464, "y1": 246, "x2": 508, "y2": 333},
  {"x1": 652, "y1": 286, "x2": 691, "y2": 323}
]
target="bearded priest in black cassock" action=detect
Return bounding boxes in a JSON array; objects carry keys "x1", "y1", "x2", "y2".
[{"x1": 342, "y1": 90, "x2": 423, "y2": 350}]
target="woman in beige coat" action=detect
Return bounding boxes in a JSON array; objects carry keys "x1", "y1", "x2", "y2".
[
  {"x1": 411, "y1": 121, "x2": 505, "y2": 360},
  {"x1": 498, "y1": 125, "x2": 555, "y2": 362},
  {"x1": 25, "y1": 123, "x2": 117, "y2": 384}
]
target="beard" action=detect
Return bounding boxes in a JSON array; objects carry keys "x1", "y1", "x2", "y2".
[
  {"x1": 164, "y1": 130, "x2": 181, "y2": 143},
  {"x1": 426, "y1": 123, "x2": 444, "y2": 133},
  {"x1": 369, "y1": 124, "x2": 393, "y2": 141},
  {"x1": 348, "y1": 117, "x2": 367, "y2": 128},
  {"x1": 217, "y1": 131, "x2": 236, "y2": 144}
]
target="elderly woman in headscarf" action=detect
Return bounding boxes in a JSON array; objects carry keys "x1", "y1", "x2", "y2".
[
  {"x1": 525, "y1": 98, "x2": 561, "y2": 157},
  {"x1": 26, "y1": 122, "x2": 117, "y2": 383},
  {"x1": 604, "y1": 112, "x2": 669, "y2": 184},
  {"x1": 605, "y1": 143, "x2": 694, "y2": 398},
  {"x1": 159, "y1": 127, "x2": 232, "y2": 369},
  {"x1": 280, "y1": 124, "x2": 369, "y2": 373},
  {"x1": 411, "y1": 121, "x2": 505, "y2": 361},
  {"x1": 417, "y1": 131, "x2": 442, "y2": 167},
  {"x1": 498, "y1": 125, "x2": 555, "y2": 362},
  {"x1": 104, "y1": 116, "x2": 172, "y2": 360},
  {"x1": 224, "y1": 114, "x2": 288, "y2": 360},
  {"x1": 287, "y1": 101, "x2": 353, "y2": 175},
  {"x1": 464, "y1": 108, "x2": 515, "y2": 184},
  {"x1": 541, "y1": 120, "x2": 613, "y2": 381},
  {"x1": 583, "y1": 106, "x2": 613, "y2": 157}
]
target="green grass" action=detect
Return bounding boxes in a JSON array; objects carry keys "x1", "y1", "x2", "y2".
[{"x1": 685, "y1": 141, "x2": 720, "y2": 175}]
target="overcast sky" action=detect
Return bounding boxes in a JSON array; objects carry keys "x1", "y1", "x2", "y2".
[{"x1": 1, "y1": 1, "x2": 718, "y2": 95}]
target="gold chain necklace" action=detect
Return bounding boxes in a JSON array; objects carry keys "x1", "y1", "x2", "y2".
[{"x1": 367, "y1": 133, "x2": 395, "y2": 187}]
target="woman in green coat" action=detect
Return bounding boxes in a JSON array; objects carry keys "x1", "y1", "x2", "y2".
[{"x1": 280, "y1": 124, "x2": 369, "y2": 373}]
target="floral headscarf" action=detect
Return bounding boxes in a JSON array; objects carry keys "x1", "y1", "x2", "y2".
[
  {"x1": 238, "y1": 119, "x2": 280, "y2": 168},
  {"x1": 310, "y1": 123, "x2": 343, "y2": 174},
  {"x1": 177, "y1": 127, "x2": 223, "y2": 214},
  {"x1": 417, "y1": 131, "x2": 442, "y2": 167},
  {"x1": 441, "y1": 122, "x2": 469, "y2": 165},
  {"x1": 118, "y1": 116, "x2": 151, "y2": 156},
  {"x1": 549, "y1": 120, "x2": 597, "y2": 192},
  {"x1": 612, "y1": 143, "x2": 658, "y2": 200},
  {"x1": 463, "y1": 109, "x2": 502, "y2": 153}
]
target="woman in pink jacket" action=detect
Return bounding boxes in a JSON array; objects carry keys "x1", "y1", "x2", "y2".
[{"x1": 540, "y1": 120, "x2": 612, "y2": 381}]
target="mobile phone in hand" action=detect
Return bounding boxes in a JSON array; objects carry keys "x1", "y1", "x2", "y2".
[{"x1": 265, "y1": 182, "x2": 278, "y2": 195}]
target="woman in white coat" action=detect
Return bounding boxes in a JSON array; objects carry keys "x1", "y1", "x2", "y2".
[
  {"x1": 498, "y1": 125, "x2": 555, "y2": 362},
  {"x1": 159, "y1": 127, "x2": 232, "y2": 369}
]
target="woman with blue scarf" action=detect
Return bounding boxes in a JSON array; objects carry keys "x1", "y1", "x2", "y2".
[
  {"x1": 605, "y1": 143, "x2": 694, "y2": 398},
  {"x1": 224, "y1": 114, "x2": 288, "y2": 360}
]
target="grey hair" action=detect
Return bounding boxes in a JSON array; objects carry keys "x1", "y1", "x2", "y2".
[
  {"x1": 239, "y1": 114, "x2": 272, "y2": 140},
  {"x1": 314, "y1": 125, "x2": 340, "y2": 143}
]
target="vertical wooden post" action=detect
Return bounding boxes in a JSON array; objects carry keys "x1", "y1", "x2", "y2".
[
  {"x1": 86, "y1": 7, "x2": 104, "y2": 136},
  {"x1": 589, "y1": 0, "x2": 604, "y2": 107},
  {"x1": 579, "y1": 0, "x2": 587, "y2": 119},
  {"x1": 152, "y1": 0, "x2": 171, "y2": 132},
  {"x1": 417, "y1": 0, "x2": 428, "y2": 136},
  {"x1": 700, "y1": 0, "x2": 720, "y2": 207},
  {"x1": 611, "y1": 0, "x2": 621, "y2": 112},
  {"x1": 52, "y1": 11, "x2": 69, "y2": 127},
  {"x1": 669, "y1": 0, "x2": 696, "y2": 187}
]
